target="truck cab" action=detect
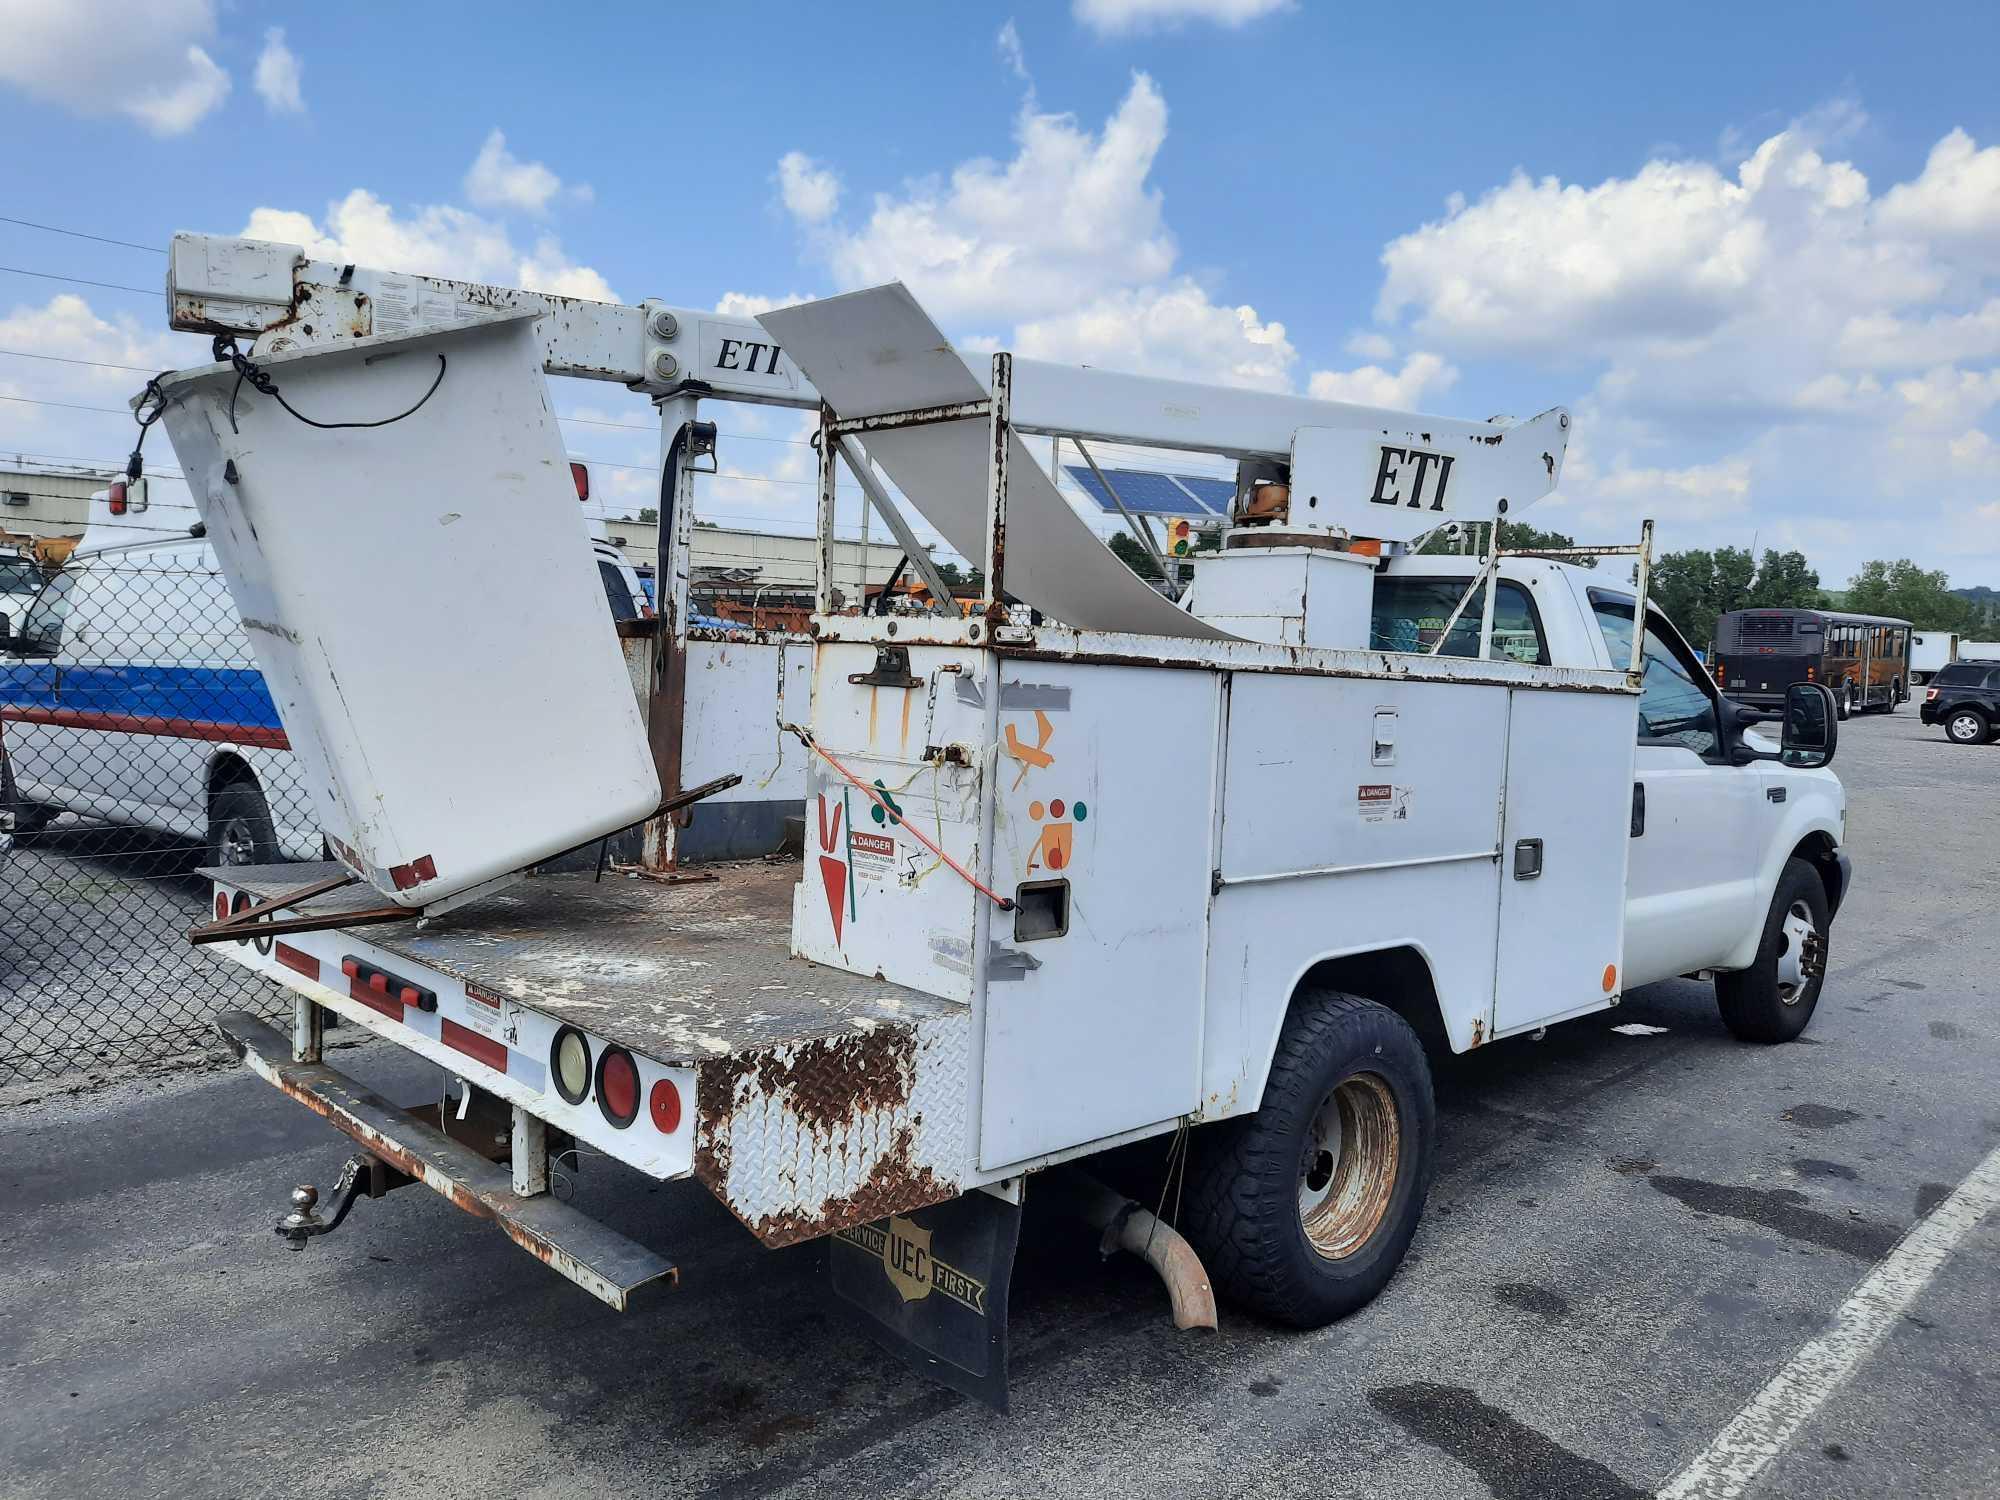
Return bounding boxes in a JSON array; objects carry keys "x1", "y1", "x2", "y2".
[{"x1": 1375, "y1": 553, "x2": 1848, "y2": 991}]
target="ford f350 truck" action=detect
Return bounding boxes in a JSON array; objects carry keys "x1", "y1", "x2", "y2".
[{"x1": 153, "y1": 239, "x2": 1849, "y2": 1406}]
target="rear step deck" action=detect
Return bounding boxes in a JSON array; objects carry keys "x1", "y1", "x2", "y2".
[
  {"x1": 214, "y1": 859, "x2": 973, "y2": 1247},
  {"x1": 218, "y1": 1010, "x2": 677, "y2": 1310}
]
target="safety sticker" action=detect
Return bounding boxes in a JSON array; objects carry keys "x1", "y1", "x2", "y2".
[
  {"x1": 850, "y1": 829, "x2": 896, "y2": 883},
  {"x1": 1357, "y1": 784, "x2": 1412, "y2": 823}
]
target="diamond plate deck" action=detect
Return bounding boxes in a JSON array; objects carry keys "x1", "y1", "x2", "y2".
[{"x1": 213, "y1": 860, "x2": 962, "y2": 1065}]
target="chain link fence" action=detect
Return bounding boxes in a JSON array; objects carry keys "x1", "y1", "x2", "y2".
[{"x1": 2, "y1": 538, "x2": 306, "y2": 1083}]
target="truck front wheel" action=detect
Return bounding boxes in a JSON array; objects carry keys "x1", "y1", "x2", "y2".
[
  {"x1": 1183, "y1": 992, "x2": 1434, "y2": 1328},
  {"x1": 1714, "y1": 858, "x2": 1829, "y2": 1043}
]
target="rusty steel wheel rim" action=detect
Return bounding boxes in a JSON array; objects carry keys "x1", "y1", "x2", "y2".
[{"x1": 1297, "y1": 1072, "x2": 1402, "y2": 1260}]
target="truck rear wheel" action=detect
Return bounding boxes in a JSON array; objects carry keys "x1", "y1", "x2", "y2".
[
  {"x1": 1714, "y1": 858, "x2": 1829, "y2": 1043},
  {"x1": 1182, "y1": 992, "x2": 1434, "y2": 1328}
]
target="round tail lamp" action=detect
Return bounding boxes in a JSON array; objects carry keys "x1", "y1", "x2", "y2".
[
  {"x1": 596, "y1": 1047, "x2": 640, "y2": 1129},
  {"x1": 551, "y1": 1026, "x2": 592, "y2": 1105}
]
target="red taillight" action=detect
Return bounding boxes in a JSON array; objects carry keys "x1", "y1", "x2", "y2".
[
  {"x1": 596, "y1": 1046, "x2": 640, "y2": 1128},
  {"x1": 570, "y1": 461, "x2": 590, "y2": 502},
  {"x1": 649, "y1": 1078, "x2": 682, "y2": 1134},
  {"x1": 214, "y1": 891, "x2": 230, "y2": 923},
  {"x1": 108, "y1": 480, "x2": 127, "y2": 516},
  {"x1": 1926, "y1": 688, "x2": 1939, "y2": 701}
]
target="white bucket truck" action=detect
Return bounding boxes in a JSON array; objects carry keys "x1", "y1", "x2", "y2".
[{"x1": 152, "y1": 238, "x2": 1850, "y2": 1405}]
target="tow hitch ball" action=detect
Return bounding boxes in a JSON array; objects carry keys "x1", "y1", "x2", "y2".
[{"x1": 275, "y1": 1153, "x2": 393, "y2": 1249}]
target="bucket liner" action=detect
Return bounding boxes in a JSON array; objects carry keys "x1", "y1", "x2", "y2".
[{"x1": 157, "y1": 311, "x2": 659, "y2": 906}]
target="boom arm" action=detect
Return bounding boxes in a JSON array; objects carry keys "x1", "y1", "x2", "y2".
[{"x1": 166, "y1": 235, "x2": 1569, "y2": 504}]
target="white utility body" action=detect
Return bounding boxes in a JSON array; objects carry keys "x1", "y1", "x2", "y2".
[{"x1": 156, "y1": 237, "x2": 1851, "y2": 1405}]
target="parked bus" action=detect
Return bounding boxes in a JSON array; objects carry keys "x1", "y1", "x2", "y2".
[{"x1": 1712, "y1": 608, "x2": 1911, "y2": 718}]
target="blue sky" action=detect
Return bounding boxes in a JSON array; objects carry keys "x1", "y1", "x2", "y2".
[{"x1": 3, "y1": 0, "x2": 1997, "y2": 585}]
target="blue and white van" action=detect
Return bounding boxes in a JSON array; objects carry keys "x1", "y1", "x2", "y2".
[
  {"x1": 1, "y1": 464, "x2": 648, "y2": 865},
  {"x1": 0, "y1": 523, "x2": 319, "y2": 865}
]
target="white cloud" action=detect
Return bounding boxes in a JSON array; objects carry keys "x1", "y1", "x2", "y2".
[
  {"x1": 244, "y1": 189, "x2": 615, "y2": 302},
  {"x1": 997, "y1": 19, "x2": 1029, "y2": 82},
  {"x1": 799, "y1": 75, "x2": 1177, "y2": 328},
  {"x1": 1308, "y1": 352, "x2": 1458, "y2": 410},
  {"x1": 253, "y1": 27, "x2": 304, "y2": 115},
  {"x1": 714, "y1": 291, "x2": 813, "y2": 318},
  {"x1": 775, "y1": 152, "x2": 841, "y2": 225},
  {"x1": 1072, "y1": 0, "x2": 1293, "y2": 35},
  {"x1": 1344, "y1": 331, "x2": 1397, "y2": 361},
  {"x1": 774, "y1": 74, "x2": 1312, "y2": 392},
  {"x1": 1013, "y1": 281, "x2": 1296, "y2": 390},
  {"x1": 0, "y1": 0, "x2": 231, "y2": 134},
  {"x1": 1834, "y1": 301, "x2": 2000, "y2": 369},
  {"x1": 1364, "y1": 115, "x2": 2000, "y2": 584},
  {"x1": 464, "y1": 129, "x2": 581, "y2": 216},
  {"x1": 1878, "y1": 129, "x2": 2000, "y2": 266}
]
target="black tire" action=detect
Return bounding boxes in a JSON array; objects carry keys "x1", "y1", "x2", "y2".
[
  {"x1": 208, "y1": 777, "x2": 281, "y2": 867},
  {"x1": 1715, "y1": 858, "x2": 1830, "y2": 1043},
  {"x1": 1182, "y1": 992, "x2": 1434, "y2": 1328},
  {"x1": 0, "y1": 750, "x2": 51, "y2": 839},
  {"x1": 1836, "y1": 687, "x2": 1853, "y2": 721},
  {"x1": 1944, "y1": 708, "x2": 1989, "y2": 745},
  {"x1": 1886, "y1": 677, "x2": 1903, "y2": 712}
]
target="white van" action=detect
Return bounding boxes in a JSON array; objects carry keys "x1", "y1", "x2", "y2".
[
  {"x1": 1, "y1": 468, "x2": 650, "y2": 866},
  {"x1": 0, "y1": 530, "x2": 319, "y2": 865}
]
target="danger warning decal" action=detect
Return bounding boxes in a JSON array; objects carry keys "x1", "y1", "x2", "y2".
[{"x1": 1357, "y1": 784, "x2": 1412, "y2": 823}]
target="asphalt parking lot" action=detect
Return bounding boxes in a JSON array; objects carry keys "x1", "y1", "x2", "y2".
[{"x1": 2, "y1": 709, "x2": 1995, "y2": 1500}]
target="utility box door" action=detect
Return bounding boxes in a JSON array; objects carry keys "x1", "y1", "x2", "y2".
[
  {"x1": 1492, "y1": 688, "x2": 1636, "y2": 1035},
  {"x1": 978, "y1": 662, "x2": 1216, "y2": 1170},
  {"x1": 158, "y1": 313, "x2": 659, "y2": 905}
]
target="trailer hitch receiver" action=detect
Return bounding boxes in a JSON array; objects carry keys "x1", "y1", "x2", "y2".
[{"x1": 275, "y1": 1153, "x2": 409, "y2": 1249}]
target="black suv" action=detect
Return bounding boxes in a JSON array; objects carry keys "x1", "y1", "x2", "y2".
[{"x1": 1921, "y1": 661, "x2": 2000, "y2": 744}]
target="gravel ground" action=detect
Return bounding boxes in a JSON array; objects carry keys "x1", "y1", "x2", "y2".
[{"x1": 1, "y1": 710, "x2": 1995, "y2": 1499}]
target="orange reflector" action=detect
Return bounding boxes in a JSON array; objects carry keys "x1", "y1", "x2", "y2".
[
  {"x1": 650, "y1": 1078, "x2": 682, "y2": 1134},
  {"x1": 1602, "y1": 964, "x2": 1618, "y2": 993}
]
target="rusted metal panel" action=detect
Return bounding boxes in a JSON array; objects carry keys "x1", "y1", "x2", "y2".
[{"x1": 693, "y1": 1010, "x2": 970, "y2": 1247}]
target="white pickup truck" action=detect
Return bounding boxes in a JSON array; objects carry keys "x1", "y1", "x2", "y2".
[
  {"x1": 1369, "y1": 553, "x2": 1849, "y2": 1018},
  {"x1": 152, "y1": 241, "x2": 1850, "y2": 1406}
]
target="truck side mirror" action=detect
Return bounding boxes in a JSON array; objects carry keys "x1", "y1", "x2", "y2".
[{"x1": 1781, "y1": 681, "x2": 1837, "y2": 768}]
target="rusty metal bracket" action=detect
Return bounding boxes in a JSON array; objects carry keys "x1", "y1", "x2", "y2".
[
  {"x1": 190, "y1": 871, "x2": 423, "y2": 948},
  {"x1": 847, "y1": 644, "x2": 921, "y2": 689}
]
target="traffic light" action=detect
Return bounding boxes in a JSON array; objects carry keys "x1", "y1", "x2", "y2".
[{"x1": 1166, "y1": 518, "x2": 1194, "y2": 556}]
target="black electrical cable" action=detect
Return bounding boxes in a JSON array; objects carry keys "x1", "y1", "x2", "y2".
[
  {"x1": 213, "y1": 335, "x2": 447, "y2": 435},
  {"x1": 124, "y1": 371, "x2": 174, "y2": 481}
]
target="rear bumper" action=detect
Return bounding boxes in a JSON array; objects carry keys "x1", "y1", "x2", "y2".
[{"x1": 216, "y1": 1010, "x2": 677, "y2": 1310}]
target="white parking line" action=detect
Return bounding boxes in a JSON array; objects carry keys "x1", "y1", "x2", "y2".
[{"x1": 1658, "y1": 1141, "x2": 2000, "y2": 1499}]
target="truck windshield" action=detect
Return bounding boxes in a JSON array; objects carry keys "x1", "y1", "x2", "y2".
[{"x1": 0, "y1": 556, "x2": 42, "y2": 597}]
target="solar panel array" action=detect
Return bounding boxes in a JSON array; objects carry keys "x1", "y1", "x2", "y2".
[{"x1": 1064, "y1": 465, "x2": 1235, "y2": 519}]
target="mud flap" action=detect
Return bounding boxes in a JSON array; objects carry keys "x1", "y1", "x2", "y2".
[{"x1": 828, "y1": 1190, "x2": 1021, "y2": 1410}]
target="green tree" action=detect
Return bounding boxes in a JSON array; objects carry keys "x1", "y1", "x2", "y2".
[
  {"x1": 1108, "y1": 531, "x2": 1162, "y2": 581},
  {"x1": 1415, "y1": 520, "x2": 1596, "y2": 566},
  {"x1": 638, "y1": 507, "x2": 659, "y2": 523},
  {"x1": 1642, "y1": 545, "x2": 1760, "y2": 645},
  {"x1": 1746, "y1": 549, "x2": 1820, "y2": 610},
  {"x1": 1844, "y1": 559, "x2": 1976, "y2": 630}
]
